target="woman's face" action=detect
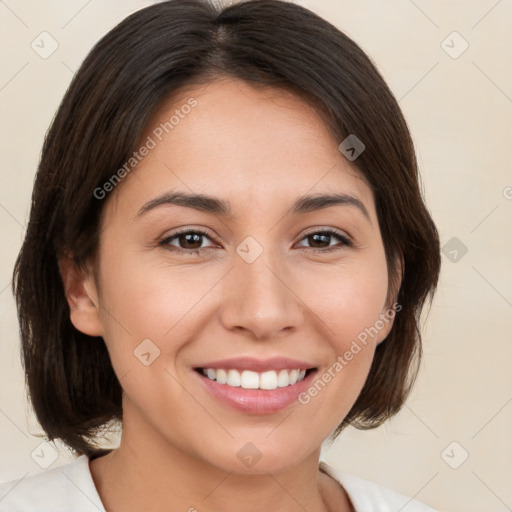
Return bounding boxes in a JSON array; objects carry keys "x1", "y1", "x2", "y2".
[{"x1": 80, "y1": 77, "x2": 396, "y2": 474}]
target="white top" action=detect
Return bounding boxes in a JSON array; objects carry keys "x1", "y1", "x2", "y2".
[{"x1": 0, "y1": 455, "x2": 440, "y2": 511}]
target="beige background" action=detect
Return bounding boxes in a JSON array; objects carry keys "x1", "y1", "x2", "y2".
[{"x1": 1, "y1": 1, "x2": 511, "y2": 511}]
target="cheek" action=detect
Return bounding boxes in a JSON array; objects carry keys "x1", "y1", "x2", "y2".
[
  {"x1": 95, "y1": 250, "x2": 219, "y2": 369},
  {"x1": 291, "y1": 259, "x2": 389, "y2": 429},
  {"x1": 300, "y1": 256, "x2": 389, "y2": 349}
]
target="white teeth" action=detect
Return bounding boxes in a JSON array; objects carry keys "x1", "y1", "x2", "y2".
[
  {"x1": 259, "y1": 370, "x2": 277, "y2": 390},
  {"x1": 216, "y1": 368, "x2": 227, "y2": 384},
  {"x1": 227, "y1": 369, "x2": 241, "y2": 387},
  {"x1": 277, "y1": 369, "x2": 289, "y2": 387},
  {"x1": 201, "y1": 368, "x2": 309, "y2": 390},
  {"x1": 240, "y1": 370, "x2": 259, "y2": 389}
]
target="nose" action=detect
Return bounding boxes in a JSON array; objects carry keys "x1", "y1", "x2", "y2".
[{"x1": 219, "y1": 246, "x2": 304, "y2": 340}]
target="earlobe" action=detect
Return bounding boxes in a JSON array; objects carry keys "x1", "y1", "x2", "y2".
[
  {"x1": 58, "y1": 253, "x2": 104, "y2": 337},
  {"x1": 375, "y1": 316, "x2": 394, "y2": 346}
]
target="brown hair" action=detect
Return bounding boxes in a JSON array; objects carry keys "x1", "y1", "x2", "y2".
[{"x1": 12, "y1": 0, "x2": 441, "y2": 457}]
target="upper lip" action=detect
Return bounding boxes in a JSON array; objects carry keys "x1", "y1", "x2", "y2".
[{"x1": 194, "y1": 357, "x2": 317, "y2": 372}]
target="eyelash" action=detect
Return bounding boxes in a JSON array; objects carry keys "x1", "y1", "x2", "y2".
[{"x1": 158, "y1": 227, "x2": 353, "y2": 256}]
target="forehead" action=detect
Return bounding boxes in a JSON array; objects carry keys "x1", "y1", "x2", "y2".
[{"x1": 104, "y1": 77, "x2": 375, "y2": 223}]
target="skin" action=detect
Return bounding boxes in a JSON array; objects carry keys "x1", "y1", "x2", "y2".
[{"x1": 60, "y1": 77, "x2": 400, "y2": 512}]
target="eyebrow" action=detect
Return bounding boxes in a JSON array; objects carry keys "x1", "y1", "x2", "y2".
[{"x1": 136, "y1": 190, "x2": 371, "y2": 223}]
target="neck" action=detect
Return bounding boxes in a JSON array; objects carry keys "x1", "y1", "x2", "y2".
[{"x1": 92, "y1": 445, "x2": 333, "y2": 512}]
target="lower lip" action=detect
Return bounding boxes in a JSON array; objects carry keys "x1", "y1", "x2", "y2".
[{"x1": 194, "y1": 369, "x2": 317, "y2": 414}]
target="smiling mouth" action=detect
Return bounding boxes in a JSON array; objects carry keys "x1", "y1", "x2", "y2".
[{"x1": 194, "y1": 367, "x2": 317, "y2": 390}]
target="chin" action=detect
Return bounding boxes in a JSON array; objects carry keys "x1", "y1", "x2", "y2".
[{"x1": 201, "y1": 437, "x2": 319, "y2": 476}]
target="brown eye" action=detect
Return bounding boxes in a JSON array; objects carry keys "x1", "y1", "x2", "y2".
[
  {"x1": 297, "y1": 229, "x2": 352, "y2": 253},
  {"x1": 160, "y1": 229, "x2": 217, "y2": 254}
]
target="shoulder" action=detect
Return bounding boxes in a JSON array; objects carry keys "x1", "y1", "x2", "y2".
[
  {"x1": 0, "y1": 455, "x2": 105, "y2": 512},
  {"x1": 319, "y1": 460, "x2": 440, "y2": 512}
]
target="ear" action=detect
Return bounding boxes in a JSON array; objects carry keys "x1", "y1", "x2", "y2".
[
  {"x1": 58, "y1": 253, "x2": 104, "y2": 337},
  {"x1": 376, "y1": 252, "x2": 404, "y2": 345}
]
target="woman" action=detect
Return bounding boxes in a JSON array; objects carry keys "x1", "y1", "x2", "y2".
[{"x1": 2, "y1": 0, "x2": 441, "y2": 510}]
